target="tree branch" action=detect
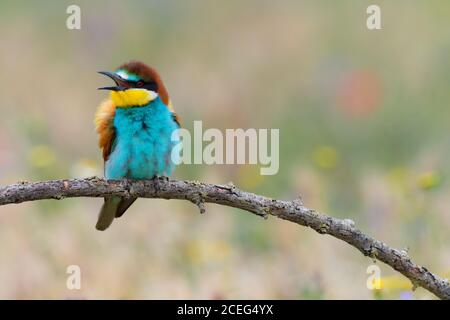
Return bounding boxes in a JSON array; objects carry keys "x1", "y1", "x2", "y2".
[{"x1": 0, "y1": 177, "x2": 449, "y2": 299}]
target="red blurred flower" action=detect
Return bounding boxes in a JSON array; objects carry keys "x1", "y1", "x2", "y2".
[{"x1": 336, "y1": 70, "x2": 382, "y2": 117}]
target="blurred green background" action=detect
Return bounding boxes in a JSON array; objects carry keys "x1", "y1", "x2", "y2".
[{"x1": 0, "y1": 0, "x2": 449, "y2": 299}]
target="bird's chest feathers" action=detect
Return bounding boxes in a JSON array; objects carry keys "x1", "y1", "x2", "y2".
[{"x1": 105, "y1": 102, "x2": 177, "y2": 179}]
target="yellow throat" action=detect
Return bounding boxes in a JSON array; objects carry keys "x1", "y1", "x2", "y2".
[{"x1": 110, "y1": 89, "x2": 158, "y2": 108}]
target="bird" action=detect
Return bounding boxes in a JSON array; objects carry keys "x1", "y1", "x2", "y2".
[{"x1": 94, "y1": 61, "x2": 180, "y2": 231}]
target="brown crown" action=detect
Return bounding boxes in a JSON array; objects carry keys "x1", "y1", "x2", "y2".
[{"x1": 117, "y1": 60, "x2": 170, "y2": 105}]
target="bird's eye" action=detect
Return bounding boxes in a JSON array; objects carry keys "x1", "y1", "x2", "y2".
[{"x1": 136, "y1": 81, "x2": 144, "y2": 87}]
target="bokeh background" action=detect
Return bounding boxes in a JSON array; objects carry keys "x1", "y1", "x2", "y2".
[{"x1": 0, "y1": 0, "x2": 449, "y2": 299}]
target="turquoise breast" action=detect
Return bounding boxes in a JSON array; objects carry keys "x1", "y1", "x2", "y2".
[{"x1": 105, "y1": 97, "x2": 179, "y2": 180}]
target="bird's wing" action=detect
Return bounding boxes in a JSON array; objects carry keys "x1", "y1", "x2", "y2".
[
  {"x1": 167, "y1": 100, "x2": 181, "y2": 127},
  {"x1": 94, "y1": 99, "x2": 116, "y2": 161}
]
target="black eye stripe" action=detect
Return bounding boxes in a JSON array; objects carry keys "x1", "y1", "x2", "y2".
[
  {"x1": 128, "y1": 80, "x2": 157, "y2": 90},
  {"x1": 144, "y1": 82, "x2": 158, "y2": 91}
]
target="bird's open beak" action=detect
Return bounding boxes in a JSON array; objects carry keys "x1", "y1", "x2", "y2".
[{"x1": 97, "y1": 71, "x2": 129, "y2": 91}]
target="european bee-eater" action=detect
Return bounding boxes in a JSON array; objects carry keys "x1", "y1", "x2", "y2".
[{"x1": 95, "y1": 61, "x2": 180, "y2": 231}]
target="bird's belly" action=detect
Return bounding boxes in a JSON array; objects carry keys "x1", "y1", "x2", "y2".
[{"x1": 105, "y1": 125, "x2": 175, "y2": 180}]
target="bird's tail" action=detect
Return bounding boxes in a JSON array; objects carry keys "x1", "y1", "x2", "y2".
[
  {"x1": 95, "y1": 196, "x2": 137, "y2": 231},
  {"x1": 115, "y1": 197, "x2": 137, "y2": 218},
  {"x1": 96, "y1": 196, "x2": 121, "y2": 231}
]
